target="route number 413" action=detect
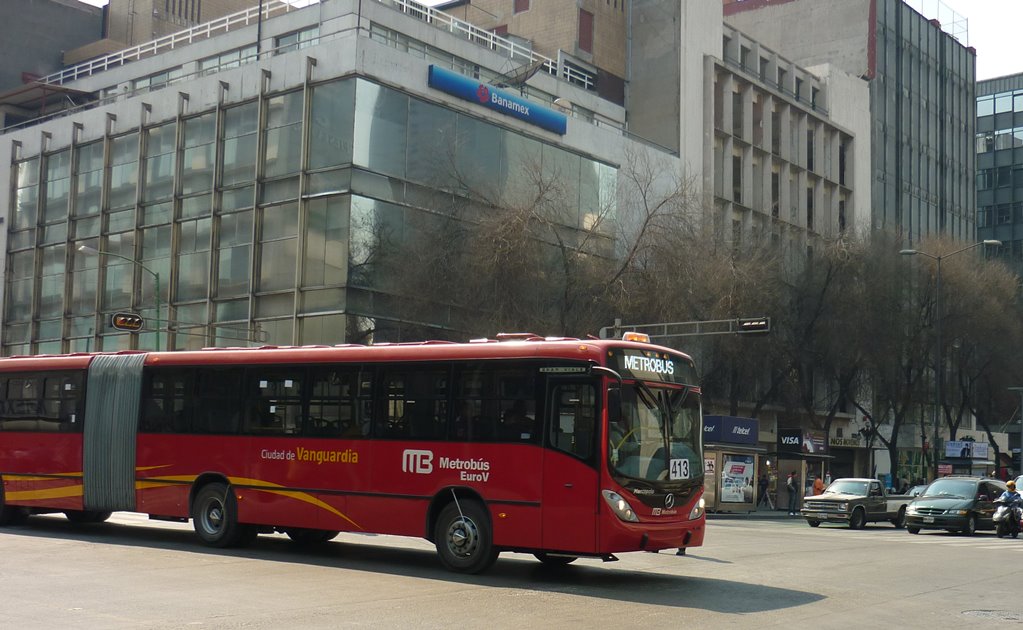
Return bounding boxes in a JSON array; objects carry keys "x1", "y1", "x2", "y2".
[{"x1": 669, "y1": 458, "x2": 690, "y2": 480}]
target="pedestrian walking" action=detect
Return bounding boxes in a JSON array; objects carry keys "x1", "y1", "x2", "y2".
[
  {"x1": 786, "y1": 471, "x2": 799, "y2": 515},
  {"x1": 757, "y1": 474, "x2": 770, "y2": 507},
  {"x1": 813, "y1": 474, "x2": 825, "y2": 495}
]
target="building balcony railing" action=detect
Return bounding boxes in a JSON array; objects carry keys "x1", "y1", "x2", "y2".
[
  {"x1": 38, "y1": 0, "x2": 301, "y2": 86},
  {"x1": 381, "y1": 0, "x2": 595, "y2": 91},
  {"x1": 39, "y1": 0, "x2": 597, "y2": 94}
]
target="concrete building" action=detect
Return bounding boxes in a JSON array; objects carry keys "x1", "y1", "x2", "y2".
[
  {"x1": 0, "y1": 0, "x2": 665, "y2": 354},
  {"x1": 0, "y1": 0, "x2": 104, "y2": 128},
  {"x1": 436, "y1": 0, "x2": 624, "y2": 104},
  {"x1": 724, "y1": 0, "x2": 977, "y2": 245},
  {"x1": 64, "y1": 0, "x2": 263, "y2": 65},
  {"x1": 0, "y1": 0, "x2": 893, "y2": 478},
  {"x1": 439, "y1": 0, "x2": 869, "y2": 261},
  {"x1": 976, "y1": 73, "x2": 1023, "y2": 273}
]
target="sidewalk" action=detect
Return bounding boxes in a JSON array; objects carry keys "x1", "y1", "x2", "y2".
[{"x1": 708, "y1": 509, "x2": 803, "y2": 520}]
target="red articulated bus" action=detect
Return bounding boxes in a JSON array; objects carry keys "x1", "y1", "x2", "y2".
[{"x1": 0, "y1": 333, "x2": 705, "y2": 573}]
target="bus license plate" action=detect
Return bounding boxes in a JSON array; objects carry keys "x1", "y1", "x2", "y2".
[{"x1": 923, "y1": 516, "x2": 934, "y2": 523}]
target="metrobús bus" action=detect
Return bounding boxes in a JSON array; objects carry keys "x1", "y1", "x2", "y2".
[{"x1": 0, "y1": 333, "x2": 705, "y2": 573}]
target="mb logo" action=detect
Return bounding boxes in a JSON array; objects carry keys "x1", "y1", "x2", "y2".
[{"x1": 402, "y1": 449, "x2": 433, "y2": 474}]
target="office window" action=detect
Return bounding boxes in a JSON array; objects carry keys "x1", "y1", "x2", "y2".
[
  {"x1": 578, "y1": 9, "x2": 593, "y2": 53},
  {"x1": 976, "y1": 132, "x2": 993, "y2": 153},
  {"x1": 977, "y1": 96, "x2": 994, "y2": 117},
  {"x1": 514, "y1": 0, "x2": 529, "y2": 13},
  {"x1": 275, "y1": 26, "x2": 319, "y2": 54},
  {"x1": 996, "y1": 93, "x2": 1013, "y2": 114}
]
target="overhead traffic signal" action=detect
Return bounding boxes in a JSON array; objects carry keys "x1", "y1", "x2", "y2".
[{"x1": 111, "y1": 312, "x2": 145, "y2": 332}]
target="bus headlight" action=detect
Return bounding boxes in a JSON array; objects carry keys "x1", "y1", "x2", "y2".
[
  {"x1": 689, "y1": 497, "x2": 706, "y2": 520},
  {"x1": 602, "y1": 489, "x2": 639, "y2": 522}
]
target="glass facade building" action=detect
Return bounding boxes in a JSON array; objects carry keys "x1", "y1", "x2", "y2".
[
  {"x1": 1, "y1": 2, "x2": 622, "y2": 356},
  {"x1": 976, "y1": 73, "x2": 1023, "y2": 272}
]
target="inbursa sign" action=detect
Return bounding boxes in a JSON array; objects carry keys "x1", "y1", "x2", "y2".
[{"x1": 427, "y1": 65, "x2": 567, "y2": 135}]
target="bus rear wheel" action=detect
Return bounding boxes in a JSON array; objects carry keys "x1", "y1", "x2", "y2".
[
  {"x1": 434, "y1": 500, "x2": 498, "y2": 574},
  {"x1": 0, "y1": 485, "x2": 28, "y2": 526},
  {"x1": 192, "y1": 483, "x2": 253, "y2": 548},
  {"x1": 65, "y1": 510, "x2": 112, "y2": 524}
]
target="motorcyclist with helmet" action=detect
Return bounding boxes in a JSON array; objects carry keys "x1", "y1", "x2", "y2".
[
  {"x1": 999, "y1": 480, "x2": 1021, "y2": 503},
  {"x1": 995, "y1": 480, "x2": 1023, "y2": 538}
]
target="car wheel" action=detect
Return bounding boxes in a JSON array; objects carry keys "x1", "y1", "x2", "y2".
[
  {"x1": 807, "y1": 520, "x2": 821, "y2": 528},
  {"x1": 907, "y1": 526, "x2": 920, "y2": 535},
  {"x1": 891, "y1": 507, "x2": 906, "y2": 529},
  {"x1": 848, "y1": 508, "x2": 866, "y2": 530},
  {"x1": 961, "y1": 514, "x2": 977, "y2": 536}
]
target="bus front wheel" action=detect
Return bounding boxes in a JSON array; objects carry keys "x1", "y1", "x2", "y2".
[
  {"x1": 192, "y1": 483, "x2": 253, "y2": 548},
  {"x1": 434, "y1": 500, "x2": 498, "y2": 574},
  {"x1": 534, "y1": 552, "x2": 577, "y2": 566}
]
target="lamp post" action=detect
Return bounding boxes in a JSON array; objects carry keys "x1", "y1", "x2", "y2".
[
  {"x1": 899, "y1": 240, "x2": 1001, "y2": 480},
  {"x1": 78, "y1": 245, "x2": 162, "y2": 352},
  {"x1": 1010, "y1": 387, "x2": 1023, "y2": 476}
]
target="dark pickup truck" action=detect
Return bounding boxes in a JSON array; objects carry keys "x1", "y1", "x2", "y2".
[{"x1": 800, "y1": 478, "x2": 912, "y2": 529}]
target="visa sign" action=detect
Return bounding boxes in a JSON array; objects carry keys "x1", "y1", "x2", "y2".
[{"x1": 778, "y1": 428, "x2": 802, "y2": 452}]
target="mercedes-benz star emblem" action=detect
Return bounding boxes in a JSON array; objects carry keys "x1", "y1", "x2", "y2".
[{"x1": 664, "y1": 493, "x2": 675, "y2": 509}]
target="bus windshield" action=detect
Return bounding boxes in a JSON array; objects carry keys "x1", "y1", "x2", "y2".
[{"x1": 608, "y1": 383, "x2": 702, "y2": 485}]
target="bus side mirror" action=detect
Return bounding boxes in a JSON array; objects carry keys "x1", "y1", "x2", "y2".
[{"x1": 607, "y1": 387, "x2": 622, "y2": 425}]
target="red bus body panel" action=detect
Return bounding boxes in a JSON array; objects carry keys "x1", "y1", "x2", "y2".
[{"x1": 0, "y1": 342, "x2": 705, "y2": 558}]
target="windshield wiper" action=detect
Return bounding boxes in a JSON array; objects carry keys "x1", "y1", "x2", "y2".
[
  {"x1": 668, "y1": 387, "x2": 689, "y2": 414},
  {"x1": 634, "y1": 381, "x2": 658, "y2": 410}
]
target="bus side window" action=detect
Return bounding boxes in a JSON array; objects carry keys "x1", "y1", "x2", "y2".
[
  {"x1": 308, "y1": 369, "x2": 360, "y2": 438},
  {"x1": 495, "y1": 368, "x2": 537, "y2": 443},
  {"x1": 453, "y1": 364, "x2": 496, "y2": 442},
  {"x1": 379, "y1": 368, "x2": 448, "y2": 440},
  {"x1": 140, "y1": 369, "x2": 191, "y2": 433},
  {"x1": 195, "y1": 368, "x2": 243, "y2": 434},
  {"x1": 3, "y1": 376, "x2": 46, "y2": 431}
]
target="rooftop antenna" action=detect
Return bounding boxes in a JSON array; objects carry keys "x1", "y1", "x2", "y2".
[{"x1": 493, "y1": 58, "x2": 547, "y2": 89}]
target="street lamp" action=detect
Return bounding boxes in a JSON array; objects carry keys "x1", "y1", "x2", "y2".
[
  {"x1": 1010, "y1": 387, "x2": 1023, "y2": 475},
  {"x1": 78, "y1": 245, "x2": 162, "y2": 352},
  {"x1": 899, "y1": 240, "x2": 1001, "y2": 480}
]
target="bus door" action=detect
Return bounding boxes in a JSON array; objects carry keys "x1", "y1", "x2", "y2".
[{"x1": 541, "y1": 379, "x2": 599, "y2": 553}]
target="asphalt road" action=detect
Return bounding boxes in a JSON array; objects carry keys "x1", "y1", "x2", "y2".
[{"x1": 2, "y1": 512, "x2": 1021, "y2": 628}]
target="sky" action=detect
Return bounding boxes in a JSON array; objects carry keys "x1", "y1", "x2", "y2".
[
  {"x1": 911, "y1": 0, "x2": 1023, "y2": 80},
  {"x1": 75, "y1": 0, "x2": 1022, "y2": 80}
]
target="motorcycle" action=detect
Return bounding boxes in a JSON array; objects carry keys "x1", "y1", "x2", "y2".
[{"x1": 993, "y1": 496, "x2": 1022, "y2": 539}]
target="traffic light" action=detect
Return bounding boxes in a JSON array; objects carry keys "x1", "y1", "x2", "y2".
[
  {"x1": 737, "y1": 317, "x2": 770, "y2": 334},
  {"x1": 111, "y1": 312, "x2": 145, "y2": 332}
]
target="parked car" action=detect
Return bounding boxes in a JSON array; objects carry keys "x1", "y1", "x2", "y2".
[
  {"x1": 905, "y1": 476, "x2": 1006, "y2": 535},
  {"x1": 800, "y1": 478, "x2": 912, "y2": 529}
]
